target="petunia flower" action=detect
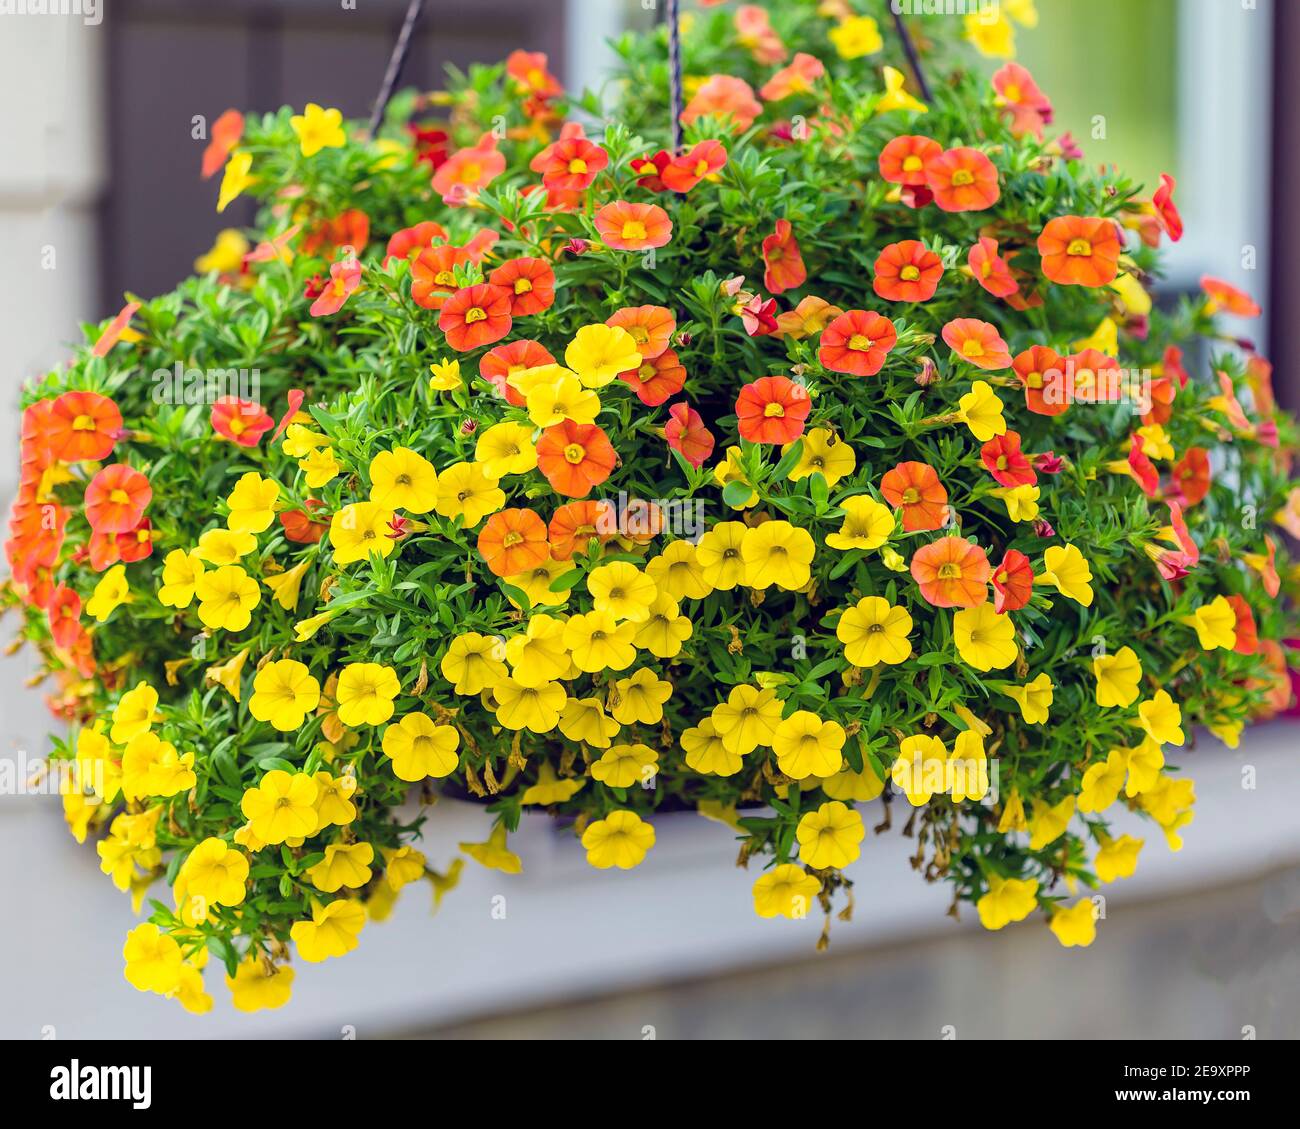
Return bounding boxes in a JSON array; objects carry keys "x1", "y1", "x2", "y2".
[
  {"x1": 760, "y1": 52, "x2": 824, "y2": 101},
  {"x1": 910, "y1": 536, "x2": 991, "y2": 608},
  {"x1": 681, "y1": 74, "x2": 763, "y2": 131},
  {"x1": 880, "y1": 460, "x2": 948, "y2": 531},
  {"x1": 538, "y1": 135, "x2": 609, "y2": 192},
  {"x1": 308, "y1": 257, "x2": 362, "y2": 318},
  {"x1": 878, "y1": 134, "x2": 941, "y2": 185},
  {"x1": 981, "y1": 431, "x2": 1036, "y2": 487},
  {"x1": 211, "y1": 396, "x2": 273, "y2": 447},
  {"x1": 662, "y1": 139, "x2": 730, "y2": 192},
  {"x1": 761, "y1": 219, "x2": 807, "y2": 294},
  {"x1": 216, "y1": 150, "x2": 255, "y2": 213},
  {"x1": 1037, "y1": 215, "x2": 1122, "y2": 287},
  {"x1": 735, "y1": 376, "x2": 810, "y2": 444},
  {"x1": 943, "y1": 317, "x2": 1012, "y2": 370},
  {"x1": 438, "y1": 284, "x2": 513, "y2": 352},
  {"x1": 201, "y1": 109, "x2": 244, "y2": 179},
  {"x1": 477, "y1": 508, "x2": 550, "y2": 578},
  {"x1": 536, "y1": 419, "x2": 617, "y2": 498},
  {"x1": 665, "y1": 403, "x2": 715, "y2": 468},
  {"x1": 968, "y1": 236, "x2": 1019, "y2": 298},
  {"x1": 818, "y1": 309, "x2": 897, "y2": 375},
  {"x1": 925, "y1": 147, "x2": 1000, "y2": 212},
  {"x1": 84, "y1": 464, "x2": 151, "y2": 533},
  {"x1": 1170, "y1": 445, "x2": 1211, "y2": 506},
  {"x1": 873, "y1": 239, "x2": 943, "y2": 302},
  {"x1": 46, "y1": 391, "x2": 122, "y2": 462},
  {"x1": 1200, "y1": 275, "x2": 1260, "y2": 317},
  {"x1": 991, "y1": 549, "x2": 1034, "y2": 613},
  {"x1": 432, "y1": 132, "x2": 506, "y2": 205},
  {"x1": 1152, "y1": 173, "x2": 1183, "y2": 242},
  {"x1": 991, "y1": 62, "x2": 1052, "y2": 137},
  {"x1": 594, "y1": 201, "x2": 673, "y2": 251}
]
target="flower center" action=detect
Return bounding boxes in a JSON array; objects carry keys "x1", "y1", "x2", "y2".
[
  {"x1": 1067, "y1": 238, "x2": 1093, "y2": 257},
  {"x1": 902, "y1": 155, "x2": 923, "y2": 172},
  {"x1": 465, "y1": 307, "x2": 487, "y2": 324},
  {"x1": 938, "y1": 563, "x2": 962, "y2": 580},
  {"x1": 568, "y1": 157, "x2": 588, "y2": 174},
  {"x1": 109, "y1": 489, "x2": 131, "y2": 505},
  {"x1": 962, "y1": 339, "x2": 985, "y2": 357},
  {"x1": 435, "y1": 270, "x2": 457, "y2": 285},
  {"x1": 621, "y1": 220, "x2": 647, "y2": 241},
  {"x1": 563, "y1": 443, "x2": 587, "y2": 465},
  {"x1": 763, "y1": 402, "x2": 786, "y2": 419},
  {"x1": 900, "y1": 265, "x2": 920, "y2": 281},
  {"x1": 950, "y1": 169, "x2": 974, "y2": 186},
  {"x1": 502, "y1": 531, "x2": 523, "y2": 548},
  {"x1": 73, "y1": 414, "x2": 97, "y2": 431},
  {"x1": 902, "y1": 487, "x2": 920, "y2": 504},
  {"x1": 514, "y1": 278, "x2": 533, "y2": 294},
  {"x1": 848, "y1": 334, "x2": 872, "y2": 351}
]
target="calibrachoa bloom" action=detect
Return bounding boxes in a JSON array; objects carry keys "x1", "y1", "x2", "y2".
[
  {"x1": 735, "y1": 375, "x2": 810, "y2": 444},
  {"x1": 594, "y1": 201, "x2": 672, "y2": 250},
  {"x1": 761, "y1": 219, "x2": 807, "y2": 294},
  {"x1": 1037, "y1": 215, "x2": 1122, "y2": 287},
  {"x1": 818, "y1": 310, "x2": 897, "y2": 376},
  {"x1": 873, "y1": 240, "x2": 943, "y2": 302},
  {"x1": 880, "y1": 460, "x2": 948, "y2": 531},
  {"x1": 439, "y1": 283, "x2": 513, "y2": 351},
  {"x1": 924, "y1": 147, "x2": 1000, "y2": 212}
]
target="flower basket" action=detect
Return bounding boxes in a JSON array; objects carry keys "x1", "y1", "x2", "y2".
[{"x1": 4, "y1": 0, "x2": 1297, "y2": 1015}]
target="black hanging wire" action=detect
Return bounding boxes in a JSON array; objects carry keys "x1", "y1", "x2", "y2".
[
  {"x1": 369, "y1": 0, "x2": 427, "y2": 138},
  {"x1": 666, "y1": 0, "x2": 683, "y2": 152},
  {"x1": 889, "y1": 4, "x2": 933, "y2": 104}
]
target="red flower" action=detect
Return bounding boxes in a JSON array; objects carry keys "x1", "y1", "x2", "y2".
[
  {"x1": 91, "y1": 300, "x2": 142, "y2": 359},
  {"x1": 1070, "y1": 348, "x2": 1123, "y2": 403},
  {"x1": 200, "y1": 109, "x2": 244, "y2": 179},
  {"x1": 115, "y1": 517, "x2": 158, "y2": 564},
  {"x1": 506, "y1": 50, "x2": 563, "y2": 99},
  {"x1": 477, "y1": 508, "x2": 550, "y2": 577},
  {"x1": 762, "y1": 219, "x2": 807, "y2": 294},
  {"x1": 881, "y1": 461, "x2": 948, "y2": 532},
  {"x1": 618, "y1": 348, "x2": 687, "y2": 406},
  {"x1": 47, "y1": 584, "x2": 82, "y2": 650},
  {"x1": 873, "y1": 240, "x2": 943, "y2": 302},
  {"x1": 84, "y1": 463, "x2": 151, "y2": 533},
  {"x1": 384, "y1": 220, "x2": 449, "y2": 268},
  {"x1": 818, "y1": 310, "x2": 897, "y2": 376},
  {"x1": 1225, "y1": 594, "x2": 1258, "y2": 656},
  {"x1": 660, "y1": 139, "x2": 729, "y2": 192},
  {"x1": 631, "y1": 150, "x2": 672, "y2": 192},
  {"x1": 539, "y1": 136, "x2": 609, "y2": 192},
  {"x1": 739, "y1": 295, "x2": 779, "y2": 336},
  {"x1": 968, "y1": 236, "x2": 1019, "y2": 299},
  {"x1": 760, "y1": 52, "x2": 824, "y2": 101},
  {"x1": 1128, "y1": 433, "x2": 1161, "y2": 498},
  {"x1": 489, "y1": 257, "x2": 556, "y2": 317},
  {"x1": 432, "y1": 133, "x2": 506, "y2": 205},
  {"x1": 1152, "y1": 173, "x2": 1183, "y2": 242},
  {"x1": 410, "y1": 243, "x2": 472, "y2": 310},
  {"x1": 735, "y1": 376, "x2": 810, "y2": 444},
  {"x1": 1012, "y1": 345, "x2": 1069, "y2": 416},
  {"x1": 942, "y1": 318, "x2": 1011, "y2": 370},
  {"x1": 1171, "y1": 446, "x2": 1211, "y2": 506},
  {"x1": 211, "y1": 397, "x2": 273, "y2": 447},
  {"x1": 301, "y1": 209, "x2": 370, "y2": 259},
  {"x1": 309, "y1": 258, "x2": 362, "y2": 317},
  {"x1": 536, "y1": 420, "x2": 617, "y2": 498},
  {"x1": 594, "y1": 201, "x2": 673, "y2": 251},
  {"x1": 438, "y1": 284, "x2": 513, "y2": 352},
  {"x1": 46, "y1": 391, "x2": 122, "y2": 463},
  {"x1": 1037, "y1": 216, "x2": 1122, "y2": 287},
  {"x1": 665, "y1": 403, "x2": 715, "y2": 467},
  {"x1": 878, "y1": 135, "x2": 942, "y2": 186},
  {"x1": 280, "y1": 501, "x2": 328, "y2": 544},
  {"x1": 992, "y1": 550, "x2": 1034, "y2": 613},
  {"x1": 481, "y1": 339, "x2": 554, "y2": 405},
  {"x1": 924, "y1": 147, "x2": 1000, "y2": 212},
  {"x1": 991, "y1": 63, "x2": 1052, "y2": 138},
  {"x1": 981, "y1": 431, "x2": 1037, "y2": 488}
]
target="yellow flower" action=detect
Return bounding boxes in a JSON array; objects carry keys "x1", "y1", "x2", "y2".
[
  {"x1": 111, "y1": 680, "x2": 158, "y2": 744},
  {"x1": 1125, "y1": 737, "x2": 1165, "y2": 796},
  {"x1": 226, "y1": 957, "x2": 295, "y2": 1012},
  {"x1": 711, "y1": 684, "x2": 783, "y2": 755},
  {"x1": 506, "y1": 555, "x2": 573, "y2": 607},
  {"x1": 634, "y1": 592, "x2": 693, "y2": 658},
  {"x1": 829, "y1": 15, "x2": 882, "y2": 59},
  {"x1": 520, "y1": 763, "x2": 586, "y2": 805},
  {"x1": 1040, "y1": 544, "x2": 1093, "y2": 607},
  {"x1": 1095, "y1": 834, "x2": 1143, "y2": 883},
  {"x1": 75, "y1": 725, "x2": 121, "y2": 803},
  {"x1": 742, "y1": 520, "x2": 815, "y2": 590},
  {"x1": 1049, "y1": 899, "x2": 1098, "y2": 948},
  {"x1": 525, "y1": 370, "x2": 601, "y2": 427},
  {"x1": 307, "y1": 842, "x2": 375, "y2": 893},
  {"x1": 964, "y1": 12, "x2": 1016, "y2": 58},
  {"x1": 695, "y1": 520, "x2": 748, "y2": 589},
  {"x1": 954, "y1": 604, "x2": 1018, "y2": 671},
  {"x1": 891, "y1": 734, "x2": 948, "y2": 805},
  {"x1": 958, "y1": 380, "x2": 1006, "y2": 441},
  {"x1": 997, "y1": 788, "x2": 1027, "y2": 833},
  {"x1": 263, "y1": 558, "x2": 311, "y2": 611},
  {"x1": 993, "y1": 483, "x2": 1040, "y2": 523},
  {"x1": 796, "y1": 801, "x2": 864, "y2": 869},
  {"x1": 174, "y1": 964, "x2": 214, "y2": 1015},
  {"x1": 493, "y1": 677, "x2": 566, "y2": 732},
  {"x1": 194, "y1": 564, "x2": 260, "y2": 631},
  {"x1": 330, "y1": 501, "x2": 398, "y2": 565},
  {"x1": 434, "y1": 461, "x2": 505, "y2": 527},
  {"x1": 753, "y1": 864, "x2": 821, "y2": 919},
  {"x1": 563, "y1": 610, "x2": 638, "y2": 673},
  {"x1": 1004, "y1": 672, "x2": 1054, "y2": 724},
  {"x1": 475, "y1": 421, "x2": 537, "y2": 477},
  {"x1": 122, "y1": 923, "x2": 184, "y2": 995},
  {"x1": 826, "y1": 495, "x2": 894, "y2": 551},
  {"x1": 880, "y1": 545, "x2": 908, "y2": 571},
  {"x1": 460, "y1": 824, "x2": 524, "y2": 873},
  {"x1": 441, "y1": 632, "x2": 508, "y2": 694},
  {"x1": 300, "y1": 446, "x2": 340, "y2": 489},
  {"x1": 195, "y1": 527, "x2": 257, "y2": 564},
  {"x1": 713, "y1": 446, "x2": 758, "y2": 509},
  {"x1": 1137, "y1": 422, "x2": 1174, "y2": 461},
  {"x1": 610, "y1": 668, "x2": 673, "y2": 725},
  {"x1": 786, "y1": 429, "x2": 855, "y2": 488},
  {"x1": 1093, "y1": 645, "x2": 1142, "y2": 708},
  {"x1": 1078, "y1": 748, "x2": 1128, "y2": 813},
  {"x1": 587, "y1": 560, "x2": 658, "y2": 622},
  {"x1": 581, "y1": 810, "x2": 655, "y2": 869},
  {"x1": 559, "y1": 697, "x2": 622, "y2": 749},
  {"x1": 195, "y1": 228, "x2": 249, "y2": 274},
  {"x1": 591, "y1": 742, "x2": 658, "y2": 788},
  {"x1": 290, "y1": 102, "x2": 347, "y2": 157},
  {"x1": 1136, "y1": 689, "x2": 1184, "y2": 746},
  {"x1": 205, "y1": 648, "x2": 250, "y2": 702},
  {"x1": 336, "y1": 662, "x2": 401, "y2": 726},
  {"x1": 773, "y1": 710, "x2": 846, "y2": 780},
  {"x1": 428, "y1": 357, "x2": 463, "y2": 390},
  {"x1": 1028, "y1": 795, "x2": 1075, "y2": 850},
  {"x1": 504, "y1": 614, "x2": 568, "y2": 686},
  {"x1": 158, "y1": 549, "x2": 205, "y2": 609},
  {"x1": 837, "y1": 595, "x2": 912, "y2": 667},
  {"x1": 645, "y1": 540, "x2": 712, "y2": 601},
  {"x1": 876, "y1": 65, "x2": 928, "y2": 115},
  {"x1": 290, "y1": 899, "x2": 366, "y2": 962},
  {"x1": 216, "y1": 150, "x2": 255, "y2": 213},
  {"x1": 948, "y1": 730, "x2": 989, "y2": 802},
  {"x1": 313, "y1": 771, "x2": 358, "y2": 828},
  {"x1": 681, "y1": 718, "x2": 741, "y2": 776},
  {"x1": 283, "y1": 422, "x2": 328, "y2": 459},
  {"x1": 1180, "y1": 595, "x2": 1237, "y2": 651},
  {"x1": 121, "y1": 731, "x2": 196, "y2": 800},
  {"x1": 370, "y1": 447, "x2": 439, "y2": 513},
  {"x1": 1137, "y1": 774, "x2": 1196, "y2": 850},
  {"x1": 976, "y1": 876, "x2": 1038, "y2": 931},
  {"x1": 249, "y1": 659, "x2": 321, "y2": 731},
  {"x1": 86, "y1": 564, "x2": 130, "y2": 622},
  {"x1": 822, "y1": 763, "x2": 886, "y2": 802},
  {"x1": 293, "y1": 610, "x2": 337, "y2": 642},
  {"x1": 98, "y1": 820, "x2": 161, "y2": 891},
  {"x1": 225, "y1": 471, "x2": 279, "y2": 533},
  {"x1": 240, "y1": 770, "x2": 319, "y2": 844},
  {"x1": 565, "y1": 323, "x2": 642, "y2": 388},
  {"x1": 1004, "y1": 0, "x2": 1039, "y2": 27},
  {"x1": 382, "y1": 845, "x2": 427, "y2": 890},
  {"x1": 179, "y1": 838, "x2": 249, "y2": 908}
]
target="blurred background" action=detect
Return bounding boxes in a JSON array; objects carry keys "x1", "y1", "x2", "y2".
[{"x1": 2, "y1": 0, "x2": 1298, "y2": 1040}]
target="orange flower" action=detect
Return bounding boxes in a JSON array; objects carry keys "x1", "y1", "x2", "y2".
[
  {"x1": 818, "y1": 309, "x2": 897, "y2": 376},
  {"x1": 1152, "y1": 173, "x2": 1183, "y2": 242},
  {"x1": 660, "y1": 139, "x2": 729, "y2": 192},
  {"x1": 762, "y1": 219, "x2": 807, "y2": 294},
  {"x1": 911, "y1": 537, "x2": 991, "y2": 609},
  {"x1": 665, "y1": 403, "x2": 715, "y2": 468},
  {"x1": 991, "y1": 63, "x2": 1052, "y2": 138},
  {"x1": 1070, "y1": 348, "x2": 1123, "y2": 403},
  {"x1": 992, "y1": 549, "x2": 1034, "y2": 614},
  {"x1": 873, "y1": 240, "x2": 943, "y2": 303},
  {"x1": 1037, "y1": 215, "x2": 1121, "y2": 287},
  {"x1": 536, "y1": 420, "x2": 617, "y2": 498},
  {"x1": 1171, "y1": 446, "x2": 1211, "y2": 506},
  {"x1": 1225, "y1": 594, "x2": 1258, "y2": 656},
  {"x1": 91, "y1": 300, "x2": 142, "y2": 359},
  {"x1": 981, "y1": 431, "x2": 1036, "y2": 488},
  {"x1": 968, "y1": 236, "x2": 1019, "y2": 299},
  {"x1": 942, "y1": 318, "x2": 1011, "y2": 370},
  {"x1": 607, "y1": 305, "x2": 675, "y2": 359},
  {"x1": 735, "y1": 376, "x2": 810, "y2": 444},
  {"x1": 410, "y1": 243, "x2": 472, "y2": 311},
  {"x1": 878, "y1": 135, "x2": 942, "y2": 187},
  {"x1": 1012, "y1": 344, "x2": 1069, "y2": 416},
  {"x1": 438, "y1": 284, "x2": 513, "y2": 352},
  {"x1": 1200, "y1": 275, "x2": 1260, "y2": 317},
  {"x1": 759, "y1": 52, "x2": 824, "y2": 101},
  {"x1": 477, "y1": 508, "x2": 550, "y2": 577},
  {"x1": 881, "y1": 461, "x2": 949, "y2": 532},
  {"x1": 681, "y1": 75, "x2": 763, "y2": 131},
  {"x1": 211, "y1": 397, "x2": 273, "y2": 447},
  {"x1": 595, "y1": 201, "x2": 673, "y2": 251},
  {"x1": 46, "y1": 391, "x2": 122, "y2": 463},
  {"x1": 281, "y1": 502, "x2": 328, "y2": 545},
  {"x1": 488, "y1": 257, "x2": 556, "y2": 317},
  {"x1": 384, "y1": 220, "x2": 449, "y2": 268},
  {"x1": 432, "y1": 133, "x2": 506, "y2": 204},
  {"x1": 481, "y1": 339, "x2": 554, "y2": 405},
  {"x1": 548, "y1": 500, "x2": 618, "y2": 560},
  {"x1": 47, "y1": 584, "x2": 82, "y2": 650},
  {"x1": 618, "y1": 348, "x2": 687, "y2": 406},
  {"x1": 506, "y1": 50, "x2": 563, "y2": 100},
  {"x1": 538, "y1": 135, "x2": 609, "y2": 192},
  {"x1": 309, "y1": 258, "x2": 362, "y2": 317},
  {"x1": 924, "y1": 147, "x2": 1000, "y2": 212},
  {"x1": 735, "y1": 5, "x2": 786, "y2": 65},
  {"x1": 301, "y1": 209, "x2": 370, "y2": 259},
  {"x1": 201, "y1": 109, "x2": 244, "y2": 179},
  {"x1": 84, "y1": 463, "x2": 151, "y2": 533}
]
